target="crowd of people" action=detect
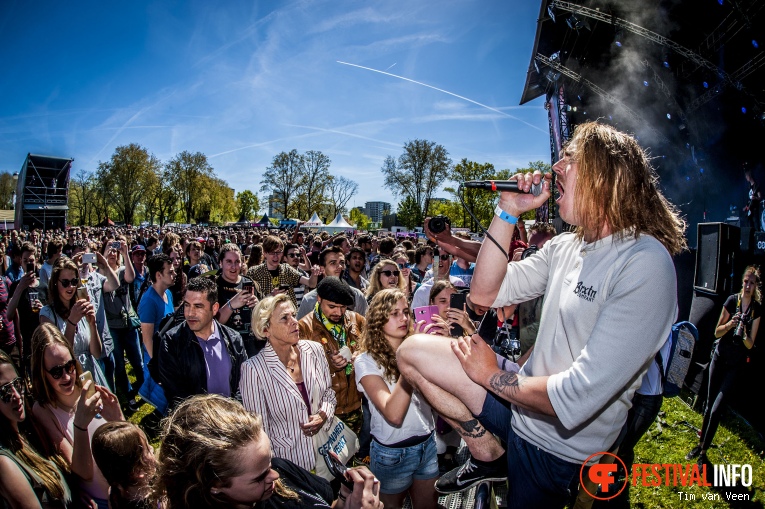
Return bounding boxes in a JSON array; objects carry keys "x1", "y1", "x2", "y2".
[{"x1": 0, "y1": 122, "x2": 757, "y2": 509}]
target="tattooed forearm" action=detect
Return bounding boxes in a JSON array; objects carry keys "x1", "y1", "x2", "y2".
[
  {"x1": 456, "y1": 418, "x2": 488, "y2": 439},
  {"x1": 489, "y1": 370, "x2": 520, "y2": 398}
]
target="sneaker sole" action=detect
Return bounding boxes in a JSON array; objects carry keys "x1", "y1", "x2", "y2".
[{"x1": 434, "y1": 475, "x2": 507, "y2": 495}]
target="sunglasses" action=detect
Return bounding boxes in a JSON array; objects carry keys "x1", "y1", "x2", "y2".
[
  {"x1": 286, "y1": 253, "x2": 300, "y2": 258},
  {"x1": 380, "y1": 270, "x2": 400, "y2": 278},
  {"x1": 58, "y1": 278, "x2": 80, "y2": 288},
  {"x1": 46, "y1": 359, "x2": 77, "y2": 380},
  {"x1": 0, "y1": 377, "x2": 24, "y2": 403},
  {"x1": 397, "y1": 263, "x2": 408, "y2": 269}
]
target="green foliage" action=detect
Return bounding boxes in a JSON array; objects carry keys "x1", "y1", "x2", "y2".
[
  {"x1": 349, "y1": 208, "x2": 371, "y2": 231},
  {"x1": 0, "y1": 172, "x2": 16, "y2": 209},
  {"x1": 236, "y1": 190, "x2": 259, "y2": 222},
  {"x1": 382, "y1": 139, "x2": 452, "y2": 219},
  {"x1": 396, "y1": 196, "x2": 422, "y2": 230},
  {"x1": 96, "y1": 143, "x2": 160, "y2": 226},
  {"x1": 167, "y1": 151, "x2": 215, "y2": 224}
]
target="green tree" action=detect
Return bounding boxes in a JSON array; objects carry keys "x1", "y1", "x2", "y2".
[
  {"x1": 442, "y1": 159, "x2": 498, "y2": 230},
  {"x1": 96, "y1": 143, "x2": 159, "y2": 226},
  {"x1": 396, "y1": 196, "x2": 422, "y2": 230},
  {"x1": 145, "y1": 165, "x2": 180, "y2": 227},
  {"x1": 261, "y1": 150, "x2": 303, "y2": 219},
  {"x1": 68, "y1": 170, "x2": 100, "y2": 226},
  {"x1": 236, "y1": 190, "x2": 259, "y2": 221},
  {"x1": 168, "y1": 151, "x2": 215, "y2": 223},
  {"x1": 297, "y1": 150, "x2": 331, "y2": 218},
  {"x1": 0, "y1": 172, "x2": 16, "y2": 209},
  {"x1": 204, "y1": 178, "x2": 236, "y2": 224},
  {"x1": 349, "y1": 208, "x2": 371, "y2": 231},
  {"x1": 381, "y1": 139, "x2": 452, "y2": 220}
]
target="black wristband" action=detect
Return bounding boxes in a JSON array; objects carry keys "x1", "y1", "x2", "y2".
[
  {"x1": 73, "y1": 423, "x2": 88, "y2": 432},
  {"x1": 67, "y1": 319, "x2": 77, "y2": 327}
]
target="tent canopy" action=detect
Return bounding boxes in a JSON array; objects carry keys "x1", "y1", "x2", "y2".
[
  {"x1": 301, "y1": 212, "x2": 324, "y2": 227},
  {"x1": 312, "y1": 213, "x2": 354, "y2": 234},
  {"x1": 253, "y1": 213, "x2": 271, "y2": 226}
]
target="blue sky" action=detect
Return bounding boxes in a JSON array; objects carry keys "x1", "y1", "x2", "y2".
[{"x1": 0, "y1": 0, "x2": 550, "y2": 213}]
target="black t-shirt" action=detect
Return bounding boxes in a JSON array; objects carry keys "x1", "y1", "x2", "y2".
[
  {"x1": 9, "y1": 280, "x2": 41, "y2": 358},
  {"x1": 215, "y1": 273, "x2": 261, "y2": 356},
  {"x1": 255, "y1": 458, "x2": 334, "y2": 509},
  {"x1": 717, "y1": 294, "x2": 761, "y2": 365}
]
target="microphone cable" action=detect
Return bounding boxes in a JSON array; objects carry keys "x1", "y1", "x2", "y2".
[{"x1": 457, "y1": 183, "x2": 510, "y2": 261}]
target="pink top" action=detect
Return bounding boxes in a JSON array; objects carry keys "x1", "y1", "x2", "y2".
[{"x1": 45, "y1": 403, "x2": 110, "y2": 501}]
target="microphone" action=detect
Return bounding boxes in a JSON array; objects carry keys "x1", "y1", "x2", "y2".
[
  {"x1": 464, "y1": 180, "x2": 544, "y2": 196},
  {"x1": 463, "y1": 180, "x2": 522, "y2": 192}
]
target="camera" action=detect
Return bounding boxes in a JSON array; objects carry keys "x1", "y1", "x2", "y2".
[
  {"x1": 493, "y1": 326, "x2": 521, "y2": 361},
  {"x1": 429, "y1": 216, "x2": 451, "y2": 235},
  {"x1": 521, "y1": 245, "x2": 539, "y2": 260}
]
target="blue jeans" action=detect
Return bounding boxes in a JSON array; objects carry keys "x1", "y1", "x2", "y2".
[
  {"x1": 476, "y1": 393, "x2": 580, "y2": 509},
  {"x1": 97, "y1": 352, "x2": 115, "y2": 393},
  {"x1": 109, "y1": 325, "x2": 144, "y2": 400},
  {"x1": 370, "y1": 432, "x2": 439, "y2": 495}
]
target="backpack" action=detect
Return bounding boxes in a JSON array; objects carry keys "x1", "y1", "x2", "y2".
[{"x1": 655, "y1": 320, "x2": 698, "y2": 397}]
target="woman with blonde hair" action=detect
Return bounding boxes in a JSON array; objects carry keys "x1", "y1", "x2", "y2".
[
  {"x1": 156, "y1": 393, "x2": 382, "y2": 509},
  {"x1": 30, "y1": 323, "x2": 124, "y2": 509},
  {"x1": 0, "y1": 350, "x2": 71, "y2": 508},
  {"x1": 364, "y1": 259, "x2": 405, "y2": 304},
  {"x1": 354, "y1": 289, "x2": 438, "y2": 509},
  {"x1": 687, "y1": 265, "x2": 761, "y2": 466},
  {"x1": 239, "y1": 294, "x2": 335, "y2": 472}
]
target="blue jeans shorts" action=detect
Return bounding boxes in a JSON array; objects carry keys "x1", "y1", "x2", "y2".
[{"x1": 370, "y1": 431, "x2": 439, "y2": 495}]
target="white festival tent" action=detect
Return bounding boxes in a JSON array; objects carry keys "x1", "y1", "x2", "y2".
[
  {"x1": 301, "y1": 212, "x2": 325, "y2": 227},
  {"x1": 313, "y1": 213, "x2": 355, "y2": 234}
]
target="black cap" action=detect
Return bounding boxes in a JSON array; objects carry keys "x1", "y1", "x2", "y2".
[{"x1": 316, "y1": 277, "x2": 355, "y2": 306}]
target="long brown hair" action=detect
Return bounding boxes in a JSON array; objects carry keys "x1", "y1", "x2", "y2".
[
  {"x1": 156, "y1": 394, "x2": 297, "y2": 509},
  {"x1": 360, "y1": 289, "x2": 408, "y2": 382},
  {"x1": 93, "y1": 421, "x2": 155, "y2": 509},
  {"x1": 567, "y1": 121, "x2": 687, "y2": 255},
  {"x1": 0, "y1": 351, "x2": 69, "y2": 500},
  {"x1": 30, "y1": 323, "x2": 84, "y2": 407},
  {"x1": 47, "y1": 257, "x2": 81, "y2": 319}
]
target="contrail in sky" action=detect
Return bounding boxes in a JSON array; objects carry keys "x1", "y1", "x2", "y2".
[
  {"x1": 384, "y1": 63, "x2": 397, "y2": 71},
  {"x1": 337, "y1": 61, "x2": 545, "y2": 133}
]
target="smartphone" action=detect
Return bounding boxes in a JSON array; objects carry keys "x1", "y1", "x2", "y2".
[
  {"x1": 76, "y1": 286, "x2": 90, "y2": 301},
  {"x1": 26, "y1": 262, "x2": 35, "y2": 273},
  {"x1": 111, "y1": 241, "x2": 121, "y2": 250},
  {"x1": 82, "y1": 253, "x2": 97, "y2": 264},
  {"x1": 413, "y1": 305, "x2": 440, "y2": 325},
  {"x1": 242, "y1": 283, "x2": 254, "y2": 295},
  {"x1": 449, "y1": 293, "x2": 467, "y2": 337},
  {"x1": 79, "y1": 371, "x2": 96, "y2": 400},
  {"x1": 450, "y1": 292, "x2": 467, "y2": 310},
  {"x1": 279, "y1": 284, "x2": 290, "y2": 291},
  {"x1": 323, "y1": 451, "x2": 353, "y2": 489}
]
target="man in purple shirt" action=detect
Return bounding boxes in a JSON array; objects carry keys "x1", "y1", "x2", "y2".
[{"x1": 157, "y1": 277, "x2": 248, "y2": 410}]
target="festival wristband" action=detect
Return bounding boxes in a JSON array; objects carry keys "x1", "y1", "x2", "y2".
[{"x1": 494, "y1": 204, "x2": 518, "y2": 225}]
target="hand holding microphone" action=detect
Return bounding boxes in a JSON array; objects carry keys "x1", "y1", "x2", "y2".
[{"x1": 465, "y1": 172, "x2": 552, "y2": 217}]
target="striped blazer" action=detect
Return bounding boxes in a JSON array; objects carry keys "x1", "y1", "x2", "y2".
[{"x1": 240, "y1": 340, "x2": 336, "y2": 471}]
